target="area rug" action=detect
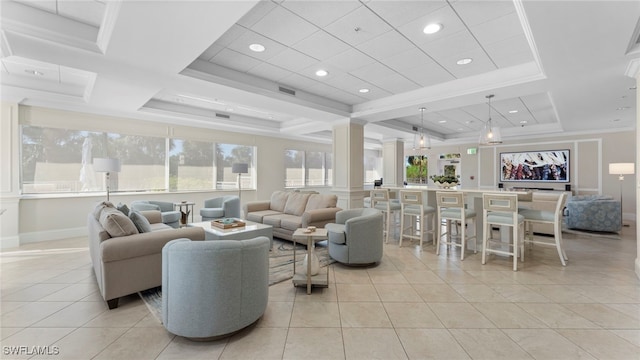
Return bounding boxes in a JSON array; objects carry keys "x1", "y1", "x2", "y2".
[{"x1": 138, "y1": 238, "x2": 334, "y2": 323}]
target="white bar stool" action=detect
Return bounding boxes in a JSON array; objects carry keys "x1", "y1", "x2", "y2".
[
  {"x1": 371, "y1": 189, "x2": 401, "y2": 243},
  {"x1": 519, "y1": 193, "x2": 568, "y2": 266},
  {"x1": 435, "y1": 191, "x2": 477, "y2": 260},
  {"x1": 481, "y1": 193, "x2": 524, "y2": 271},
  {"x1": 399, "y1": 190, "x2": 436, "y2": 249}
]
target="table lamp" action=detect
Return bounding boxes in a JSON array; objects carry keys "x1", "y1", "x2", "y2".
[{"x1": 94, "y1": 158, "x2": 121, "y2": 202}]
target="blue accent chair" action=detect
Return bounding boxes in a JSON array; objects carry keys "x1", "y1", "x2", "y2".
[
  {"x1": 130, "y1": 201, "x2": 181, "y2": 228},
  {"x1": 325, "y1": 208, "x2": 383, "y2": 265},
  {"x1": 566, "y1": 195, "x2": 621, "y2": 232},
  {"x1": 200, "y1": 195, "x2": 241, "y2": 221}
]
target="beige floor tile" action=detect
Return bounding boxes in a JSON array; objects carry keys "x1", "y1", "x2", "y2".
[
  {"x1": 367, "y1": 270, "x2": 408, "y2": 284},
  {"x1": 1, "y1": 327, "x2": 75, "y2": 359},
  {"x1": 134, "y1": 313, "x2": 166, "y2": 328},
  {"x1": 388, "y1": 256, "x2": 430, "y2": 271},
  {"x1": 428, "y1": 303, "x2": 495, "y2": 329},
  {"x1": 465, "y1": 270, "x2": 520, "y2": 285},
  {"x1": 333, "y1": 267, "x2": 372, "y2": 284},
  {"x1": 383, "y1": 302, "x2": 444, "y2": 328},
  {"x1": 435, "y1": 270, "x2": 483, "y2": 284},
  {"x1": 39, "y1": 268, "x2": 94, "y2": 284},
  {"x1": 339, "y1": 302, "x2": 392, "y2": 328},
  {"x1": 490, "y1": 285, "x2": 552, "y2": 303},
  {"x1": 0, "y1": 301, "x2": 72, "y2": 327},
  {"x1": 568, "y1": 303, "x2": 639, "y2": 329},
  {"x1": 523, "y1": 284, "x2": 595, "y2": 303},
  {"x1": 472, "y1": 303, "x2": 547, "y2": 329},
  {"x1": 570, "y1": 285, "x2": 639, "y2": 303},
  {"x1": 0, "y1": 301, "x2": 27, "y2": 315},
  {"x1": 220, "y1": 327, "x2": 287, "y2": 360},
  {"x1": 31, "y1": 327, "x2": 128, "y2": 360},
  {"x1": 289, "y1": 301, "x2": 340, "y2": 328},
  {"x1": 294, "y1": 283, "x2": 337, "y2": 301},
  {"x1": 365, "y1": 257, "x2": 399, "y2": 272},
  {"x1": 156, "y1": 334, "x2": 228, "y2": 360},
  {"x1": 606, "y1": 303, "x2": 640, "y2": 321},
  {"x1": 283, "y1": 327, "x2": 345, "y2": 360},
  {"x1": 336, "y1": 283, "x2": 380, "y2": 302},
  {"x1": 83, "y1": 301, "x2": 150, "y2": 328},
  {"x1": 93, "y1": 326, "x2": 174, "y2": 359},
  {"x1": 38, "y1": 283, "x2": 99, "y2": 302},
  {"x1": 0, "y1": 327, "x2": 23, "y2": 340},
  {"x1": 557, "y1": 329, "x2": 640, "y2": 360},
  {"x1": 374, "y1": 284, "x2": 422, "y2": 302},
  {"x1": 33, "y1": 301, "x2": 106, "y2": 327},
  {"x1": 450, "y1": 284, "x2": 510, "y2": 302},
  {"x1": 611, "y1": 329, "x2": 640, "y2": 347},
  {"x1": 450, "y1": 328, "x2": 534, "y2": 360},
  {"x1": 518, "y1": 303, "x2": 599, "y2": 329},
  {"x1": 269, "y1": 281, "x2": 297, "y2": 302},
  {"x1": 396, "y1": 328, "x2": 471, "y2": 359},
  {"x1": 342, "y1": 328, "x2": 407, "y2": 360},
  {"x1": 504, "y1": 328, "x2": 596, "y2": 360},
  {"x1": 257, "y1": 301, "x2": 293, "y2": 328},
  {"x1": 1, "y1": 283, "x2": 69, "y2": 302},
  {"x1": 413, "y1": 284, "x2": 466, "y2": 303},
  {"x1": 400, "y1": 270, "x2": 445, "y2": 284}
]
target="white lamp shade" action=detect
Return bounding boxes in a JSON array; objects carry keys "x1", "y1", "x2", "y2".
[
  {"x1": 93, "y1": 158, "x2": 121, "y2": 173},
  {"x1": 232, "y1": 163, "x2": 248, "y2": 174},
  {"x1": 608, "y1": 163, "x2": 634, "y2": 175}
]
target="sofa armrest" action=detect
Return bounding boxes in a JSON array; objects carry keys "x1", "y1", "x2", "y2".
[
  {"x1": 141, "y1": 210, "x2": 163, "y2": 224},
  {"x1": 101, "y1": 227, "x2": 205, "y2": 262},
  {"x1": 244, "y1": 201, "x2": 271, "y2": 214},
  {"x1": 302, "y1": 207, "x2": 342, "y2": 227}
]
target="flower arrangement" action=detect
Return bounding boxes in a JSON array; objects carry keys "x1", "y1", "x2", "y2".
[{"x1": 429, "y1": 174, "x2": 460, "y2": 188}]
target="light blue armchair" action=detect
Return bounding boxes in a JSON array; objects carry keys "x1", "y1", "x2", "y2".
[
  {"x1": 200, "y1": 196, "x2": 241, "y2": 221},
  {"x1": 130, "y1": 201, "x2": 181, "y2": 228},
  {"x1": 325, "y1": 208, "x2": 383, "y2": 265},
  {"x1": 162, "y1": 236, "x2": 270, "y2": 340},
  {"x1": 566, "y1": 195, "x2": 621, "y2": 232}
]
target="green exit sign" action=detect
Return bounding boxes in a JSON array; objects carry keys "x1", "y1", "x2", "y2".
[{"x1": 467, "y1": 147, "x2": 477, "y2": 155}]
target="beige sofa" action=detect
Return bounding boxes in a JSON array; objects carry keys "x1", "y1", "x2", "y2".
[
  {"x1": 88, "y1": 202, "x2": 204, "y2": 309},
  {"x1": 243, "y1": 191, "x2": 341, "y2": 241},
  {"x1": 518, "y1": 191, "x2": 568, "y2": 235}
]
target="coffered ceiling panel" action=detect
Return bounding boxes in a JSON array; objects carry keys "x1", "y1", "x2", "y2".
[
  {"x1": 281, "y1": 0, "x2": 361, "y2": 28},
  {"x1": 251, "y1": 6, "x2": 318, "y2": 46},
  {"x1": 291, "y1": 30, "x2": 351, "y2": 61},
  {"x1": 323, "y1": 5, "x2": 392, "y2": 46}
]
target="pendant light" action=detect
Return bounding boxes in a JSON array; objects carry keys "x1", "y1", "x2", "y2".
[
  {"x1": 479, "y1": 94, "x2": 502, "y2": 145},
  {"x1": 413, "y1": 107, "x2": 431, "y2": 150}
]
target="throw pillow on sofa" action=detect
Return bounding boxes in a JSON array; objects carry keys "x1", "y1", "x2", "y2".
[
  {"x1": 270, "y1": 191, "x2": 289, "y2": 212},
  {"x1": 284, "y1": 192, "x2": 311, "y2": 216},
  {"x1": 93, "y1": 201, "x2": 116, "y2": 220},
  {"x1": 99, "y1": 207, "x2": 139, "y2": 237},
  {"x1": 117, "y1": 203, "x2": 130, "y2": 216},
  {"x1": 129, "y1": 210, "x2": 152, "y2": 233}
]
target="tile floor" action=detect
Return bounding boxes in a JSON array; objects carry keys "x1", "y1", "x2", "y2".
[{"x1": 1, "y1": 226, "x2": 639, "y2": 359}]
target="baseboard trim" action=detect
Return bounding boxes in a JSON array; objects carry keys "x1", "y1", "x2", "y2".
[
  {"x1": 1, "y1": 236, "x2": 20, "y2": 250},
  {"x1": 20, "y1": 227, "x2": 87, "y2": 245}
]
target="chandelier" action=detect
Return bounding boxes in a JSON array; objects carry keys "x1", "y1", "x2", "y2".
[
  {"x1": 413, "y1": 107, "x2": 431, "y2": 150},
  {"x1": 479, "y1": 94, "x2": 502, "y2": 145}
]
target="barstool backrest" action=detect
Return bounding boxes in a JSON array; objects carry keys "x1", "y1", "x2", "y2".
[
  {"x1": 399, "y1": 190, "x2": 423, "y2": 206},
  {"x1": 371, "y1": 189, "x2": 390, "y2": 206},
  {"x1": 483, "y1": 193, "x2": 518, "y2": 214},
  {"x1": 436, "y1": 191, "x2": 464, "y2": 209}
]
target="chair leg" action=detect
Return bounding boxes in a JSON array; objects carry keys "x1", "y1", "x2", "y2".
[
  {"x1": 481, "y1": 219, "x2": 488, "y2": 265},
  {"x1": 512, "y1": 225, "x2": 518, "y2": 272},
  {"x1": 399, "y1": 212, "x2": 405, "y2": 247},
  {"x1": 460, "y1": 218, "x2": 466, "y2": 261}
]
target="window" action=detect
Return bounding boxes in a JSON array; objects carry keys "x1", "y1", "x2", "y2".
[
  {"x1": 169, "y1": 139, "x2": 214, "y2": 191},
  {"x1": 21, "y1": 125, "x2": 256, "y2": 194},
  {"x1": 285, "y1": 150, "x2": 332, "y2": 188},
  {"x1": 406, "y1": 155, "x2": 429, "y2": 184},
  {"x1": 364, "y1": 150, "x2": 382, "y2": 184},
  {"x1": 216, "y1": 143, "x2": 254, "y2": 190}
]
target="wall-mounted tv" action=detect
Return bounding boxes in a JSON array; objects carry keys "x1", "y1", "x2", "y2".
[{"x1": 500, "y1": 150, "x2": 569, "y2": 182}]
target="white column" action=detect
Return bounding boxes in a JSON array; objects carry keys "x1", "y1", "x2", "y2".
[
  {"x1": 625, "y1": 59, "x2": 640, "y2": 280},
  {"x1": 0, "y1": 102, "x2": 21, "y2": 249},
  {"x1": 332, "y1": 118, "x2": 365, "y2": 209},
  {"x1": 382, "y1": 139, "x2": 405, "y2": 187}
]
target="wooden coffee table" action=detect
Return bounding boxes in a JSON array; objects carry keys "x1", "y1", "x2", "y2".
[{"x1": 188, "y1": 220, "x2": 273, "y2": 248}]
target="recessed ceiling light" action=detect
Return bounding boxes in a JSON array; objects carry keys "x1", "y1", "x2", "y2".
[
  {"x1": 508, "y1": 110, "x2": 519, "y2": 114},
  {"x1": 249, "y1": 43, "x2": 265, "y2": 52},
  {"x1": 519, "y1": 120, "x2": 528, "y2": 124},
  {"x1": 25, "y1": 69, "x2": 44, "y2": 76},
  {"x1": 616, "y1": 106, "x2": 630, "y2": 111},
  {"x1": 423, "y1": 23, "x2": 442, "y2": 34},
  {"x1": 438, "y1": 120, "x2": 447, "y2": 123},
  {"x1": 359, "y1": 88, "x2": 370, "y2": 93},
  {"x1": 226, "y1": 107, "x2": 234, "y2": 112},
  {"x1": 315, "y1": 69, "x2": 328, "y2": 77},
  {"x1": 456, "y1": 58, "x2": 473, "y2": 65}
]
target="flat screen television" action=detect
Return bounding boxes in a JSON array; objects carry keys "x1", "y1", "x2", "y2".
[{"x1": 500, "y1": 150, "x2": 569, "y2": 183}]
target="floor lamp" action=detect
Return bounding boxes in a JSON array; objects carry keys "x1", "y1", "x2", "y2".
[
  {"x1": 94, "y1": 158, "x2": 121, "y2": 202},
  {"x1": 232, "y1": 163, "x2": 248, "y2": 204},
  {"x1": 609, "y1": 162, "x2": 634, "y2": 227}
]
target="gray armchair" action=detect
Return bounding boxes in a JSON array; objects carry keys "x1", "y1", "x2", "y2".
[
  {"x1": 162, "y1": 237, "x2": 270, "y2": 340},
  {"x1": 566, "y1": 195, "x2": 621, "y2": 232},
  {"x1": 130, "y1": 200, "x2": 181, "y2": 228},
  {"x1": 325, "y1": 208, "x2": 383, "y2": 265},
  {"x1": 200, "y1": 195, "x2": 241, "y2": 221}
]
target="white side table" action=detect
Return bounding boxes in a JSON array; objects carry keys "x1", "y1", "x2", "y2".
[
  {"x1": 292, "y1": 228, "x2": 329, "y2": 295},
  {"x1": 173, "y1": 201, "x2": 195, "y2": 227}
]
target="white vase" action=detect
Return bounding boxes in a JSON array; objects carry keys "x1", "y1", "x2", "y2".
[{"x1": 302, "y1": 253, "x2": 320, "y2": 275}]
